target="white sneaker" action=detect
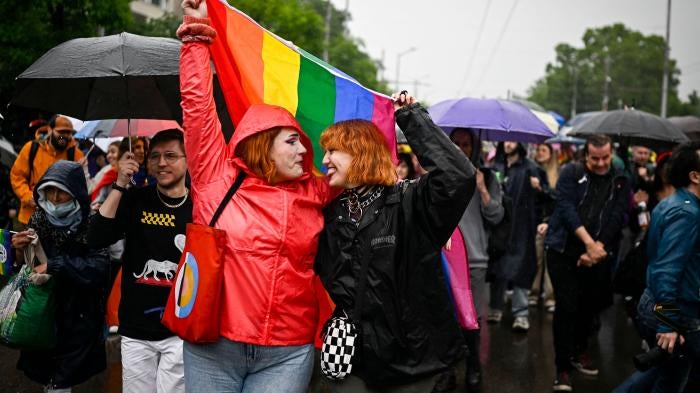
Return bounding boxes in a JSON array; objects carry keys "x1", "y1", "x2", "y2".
[
  {"x1": 512, "y1": 316, "x2": 530, "y2": 332},
  {"x1": 487, "y1": 310, "x2": 503, "y2": 323}
]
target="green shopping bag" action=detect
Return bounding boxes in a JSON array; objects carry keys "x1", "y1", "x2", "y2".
[{"x1": 0, "y1": 266, "x2": 56, "y2": 350}]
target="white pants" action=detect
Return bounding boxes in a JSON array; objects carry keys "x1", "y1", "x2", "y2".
[{"x1": 121, "y1": 335, "x2": 185, "y2": 393}]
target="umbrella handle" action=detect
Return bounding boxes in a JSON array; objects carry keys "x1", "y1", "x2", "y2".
[{"x1": 127, "y1": 118, "x2": 137, "y2": 186}]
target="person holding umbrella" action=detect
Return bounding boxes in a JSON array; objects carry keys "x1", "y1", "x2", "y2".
[{"x1": 177, "y1": 1, "x2": 337, "y2": 391}]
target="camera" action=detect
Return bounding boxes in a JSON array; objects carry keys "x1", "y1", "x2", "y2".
[{"x1": 633, "y1": 346, "x2": 669, "y2": 371}]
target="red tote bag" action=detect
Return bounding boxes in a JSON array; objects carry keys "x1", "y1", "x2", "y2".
[{"x1": 162, "y1": 172, "x2": 246, "y2": 343}]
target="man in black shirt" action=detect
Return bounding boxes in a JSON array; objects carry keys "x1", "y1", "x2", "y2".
[
  {"x1": 544, "y1": 135, "x2": 630, "y2": 392},
  {"x1": 88, "y1": 129, "x2": 191, "y2": 393}
]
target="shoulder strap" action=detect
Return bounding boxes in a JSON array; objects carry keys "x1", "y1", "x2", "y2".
[
  {"x1": 67, "y1": 146, "x2": 75, "y2": 161},
  {"x1": 28, "y1": 140, "x2": 40, "y2": 181},
  {"x1": 208, "y1": 171, "x2": 247, "y2": 227},
  {"x1": 573, "y1": 162, "x2": 585, "y2": 181}
]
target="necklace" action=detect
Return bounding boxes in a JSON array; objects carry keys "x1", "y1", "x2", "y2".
[
  {"x1": 156, "y1": 187, "x2": 189, "y2": 209},
  {"x1": 345, "y1": 187, "x2": 383, "y2": 222}
]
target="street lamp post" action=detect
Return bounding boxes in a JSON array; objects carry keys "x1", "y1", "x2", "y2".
[
  {"x1": 661, "y1": 0, "x2": 671, "y2": 118},
  {"x1": 395, "y1": 47, "x2": 416, "y2": 92}
]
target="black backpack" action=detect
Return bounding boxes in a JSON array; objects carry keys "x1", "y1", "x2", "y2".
[{"x1": 28, "y1": 140, "x2": 76, "y2": 181}]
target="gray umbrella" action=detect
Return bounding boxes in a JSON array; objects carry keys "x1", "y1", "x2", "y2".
[
  {"x1": 568, "y1": 109, "x2": 689, "y2": 148},
  {"x1": 0, "y1": 136, "x2": 17, "y2": 168},
  {"x1": 668, "y1": 116, "x2": 700, "y2": 142},
  {"x1": 11, "y1": 32, "x2": 182, "y2": 121}
]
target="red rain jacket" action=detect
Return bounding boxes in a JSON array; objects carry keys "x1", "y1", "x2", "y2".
[{"x1": 181, "y1": 41, "x2": 334, "y2": 345}]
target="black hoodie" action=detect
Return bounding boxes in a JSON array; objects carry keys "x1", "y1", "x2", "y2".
[{"x1": 18, "y1": 160, "x2": 109, "y2": 389}]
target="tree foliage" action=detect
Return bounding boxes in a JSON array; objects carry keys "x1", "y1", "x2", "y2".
[
  {"x1": 528, "y1": 23, "x2": 696, "y2": 118},
  {"x1": 0, "y1": 0, "x2": 132, "y2": 112},
  {"x1": 0, "y1": 0, "x2": 388, "y2": 145},
  {"x1": 0, "y1": 0, "x2": 135, "y2": 145}
]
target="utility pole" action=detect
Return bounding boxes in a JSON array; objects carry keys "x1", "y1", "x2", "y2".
[
  {"x1": 570, "y1": 55, "x2": 578, "y2": 119},
  {"x1": 412, "y1": 75, "x2": 429, "y2": 98},
  {"x1": 323, "y1": 0, "x2": 332, "y2": 62},
  {"x1": 395, "y1": 47, "x2": 416, "y2": 92},
  {"x1": 379, "y1": 49, "x2": 385, "y2": 81},
  {"x1": 602, "y1": 47, "x2": 611, "y2": 111},
  {"x1": 660, "y1": 0, "x2": 671, "y2": 118}
]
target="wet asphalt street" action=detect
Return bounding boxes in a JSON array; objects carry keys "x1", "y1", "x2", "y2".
[{"x1": 0, "y1": 295, "x2": 640, "y2": 393}]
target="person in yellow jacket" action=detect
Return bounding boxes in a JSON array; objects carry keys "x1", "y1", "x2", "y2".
[{"x1": 10, "y1": 115, "x2": 83, "y2": 227}]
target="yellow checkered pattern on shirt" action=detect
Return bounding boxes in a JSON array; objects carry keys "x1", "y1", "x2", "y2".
[{"x1": 141, "y1": 211, "x2": 176, "y2": 227}]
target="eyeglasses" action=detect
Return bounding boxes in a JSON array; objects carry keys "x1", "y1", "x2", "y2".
[{"x1": 148, "y1": 152, "x2": 186, "y2": 164}]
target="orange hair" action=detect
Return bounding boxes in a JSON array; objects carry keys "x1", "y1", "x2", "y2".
[
  {"x1": 235, "y1": 128, "x2": 282, "y2": 182},
  {"x1": 320, "y1": 120, "x2": 396, "y2": 186}
]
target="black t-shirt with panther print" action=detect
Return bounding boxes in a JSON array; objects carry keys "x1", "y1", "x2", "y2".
[{"x1": 88, "y1": 184, "x2": 192, "y2": 340}]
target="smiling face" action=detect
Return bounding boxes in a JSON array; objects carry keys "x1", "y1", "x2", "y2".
[
  {"x1": 268, "y1": 128, "x2": 307, "y2": 183},
  {"x1": 585, "y1": 142, "x2": 613, "y2": 176},
  {"x1": 322, "y1": 149, "x2": 355, "y2": 188},
  {"x1": 147, "y1": 140, "x2": 187, "y2": 189},
  {"x1": 107, "y1": 144, "x2": 119, "y2": 166},
  {"x1": 49, "y1": 116, "x2": 75, "y2": 152}
]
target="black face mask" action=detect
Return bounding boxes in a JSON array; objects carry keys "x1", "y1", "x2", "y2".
[{"x1": 50, "y1": 134, "x2": 70, "y2": 151}]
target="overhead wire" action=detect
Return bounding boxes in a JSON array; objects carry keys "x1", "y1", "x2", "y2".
[
  {"x1": 472, "y1": 0, "x2": 521, "y2": 95},
  {"x1": 457, "y1": 0, "x2": 492, "y2": 96}
]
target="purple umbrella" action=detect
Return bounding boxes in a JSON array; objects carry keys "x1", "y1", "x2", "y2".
[{"x1": 428, "y1": 98, "x2": 555, "y2": 143}]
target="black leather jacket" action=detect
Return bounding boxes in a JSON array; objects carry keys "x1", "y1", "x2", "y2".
[{"x1": 315, "y1": 104, "x2": 476, "y2": 386}]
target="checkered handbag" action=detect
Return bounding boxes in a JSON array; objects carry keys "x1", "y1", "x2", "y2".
[{"x1": 320, "y1": 311, "x2": 358, "y2": 380}]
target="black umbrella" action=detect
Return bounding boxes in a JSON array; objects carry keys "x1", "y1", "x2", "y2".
[
  {"x1": 568, "y1": 109, "x2": 689, "y2": 149},
  {"x1": 11, "y1": 32, "x2": 182, "y2": 122},
  {"x1": 668, "y1": 116, "x2": 700, "y2": 142}
]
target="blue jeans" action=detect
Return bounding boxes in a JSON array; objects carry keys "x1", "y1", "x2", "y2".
[
  {"x1": 489, "y1": 279, "x2": 529, "y2": 318},
  {"x1": 636, "y1": 289, "x2": 700, "y2": 393},
  {"x1": 183, "y1": 338, "x2": 314, "y2": 393}
]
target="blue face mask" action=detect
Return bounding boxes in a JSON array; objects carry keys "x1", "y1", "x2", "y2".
[{"x1": 44, "y1": 200, "x2": 77, "y2": 219}]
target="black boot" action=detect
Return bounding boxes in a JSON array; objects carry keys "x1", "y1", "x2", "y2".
[{"x1": 464, "y1": 329, "x2": 482, "y2": 392}]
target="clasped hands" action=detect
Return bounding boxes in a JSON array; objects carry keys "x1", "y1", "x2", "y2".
[{"x1": 577, "y1": 241, "x2": 607, "y2": 267}]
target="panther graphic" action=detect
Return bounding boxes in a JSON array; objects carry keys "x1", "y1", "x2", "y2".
[
  {"x1": 134, "y1": 259, "x2": 179, "y2": 281},
  {"x1": 133, "y1": 234, "x2": 186, "y2": 283}
]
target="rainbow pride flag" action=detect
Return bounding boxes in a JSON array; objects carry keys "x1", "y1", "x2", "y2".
[
  {"x1": 208, "y1": 0, "x2": 396, "y2": 167},
  {"x1": 0, "y1": 229, "x2": 13, "y2": 276}
]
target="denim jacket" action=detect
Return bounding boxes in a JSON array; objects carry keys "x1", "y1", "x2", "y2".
[
  {"x1": 646, "y1": 188, "x2": 700, "y2": 332},
  {"x1": 544, "y1": 162, "x2": 630, "y2": 254}
]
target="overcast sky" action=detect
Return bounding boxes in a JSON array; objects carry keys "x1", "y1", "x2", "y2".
[{"x1": 331, "y1": 0, "x2": 700, "y2": 111}]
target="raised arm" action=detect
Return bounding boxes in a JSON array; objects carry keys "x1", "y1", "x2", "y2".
[
  {"x1": 394, "y1": 93, "x2": 477, "y2": 248},
  {"x1": 178, "y1": 0, "x2": 226, "y2": 185}
]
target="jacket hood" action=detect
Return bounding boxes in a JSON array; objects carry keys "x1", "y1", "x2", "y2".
[
  {"x1": 34, "y1": 160, "x2": 90, "y2": 217},
  {"x1": 229, "y1": 104, "x2": 315, "y2": 173},
  {"x1": 34, "y1": 125, "x2": 50, "y2": 140},
  {"x1": 448, "y1": 128, "x2": 484, "y2": 167},
  {"x1": 495, "y1": 141, "x2": 527, "y2": 164}
]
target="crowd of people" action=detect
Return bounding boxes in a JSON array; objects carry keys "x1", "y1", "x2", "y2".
[{"x1": 0, "y1": 1, "x2": 699, "y2": 393}]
